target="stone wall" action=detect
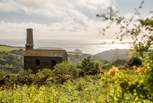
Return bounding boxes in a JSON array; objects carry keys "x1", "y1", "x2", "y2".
[{"x1": 24, "y1": 56, "x2": 63, "y2": 70}]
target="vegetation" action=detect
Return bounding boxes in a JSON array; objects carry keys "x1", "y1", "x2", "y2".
[
  {"x1": 0, "y1": 45, "x2": 21, "y2": 52},
  {"x1": 52, "y1": 62, "x2": 80, "y2": 83},
  {"x1": 0, "y1": 49, "x2": 24, "y2": 73},
  {"x1": 0, "y1": 48, "x2": 153, "y2": 102},
  {"x1": 77, "y1": 56, "x2": 100, "y2": 75},
  {"x1": 0, "y1": 65, "x2": 150, "y2": 102}
]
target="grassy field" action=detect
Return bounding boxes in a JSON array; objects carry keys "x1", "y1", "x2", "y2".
[{"x1": 0, "y1": 44, "x2": 21, "y2": 52}]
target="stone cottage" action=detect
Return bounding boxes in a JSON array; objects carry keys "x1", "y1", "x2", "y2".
[{"x1": 24, "y1": 28, "x2": 67, "y2": 71}]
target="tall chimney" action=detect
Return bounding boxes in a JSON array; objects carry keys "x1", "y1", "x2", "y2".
[{"x1": 26, "y1": 28, "x2": 33, "y2": 50}]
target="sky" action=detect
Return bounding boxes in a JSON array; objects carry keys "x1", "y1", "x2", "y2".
[{"x1": 0, "y1": 0, "x2": 153, "y2": 53}]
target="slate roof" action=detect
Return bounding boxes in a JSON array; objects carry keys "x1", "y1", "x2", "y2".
[{"x1": 25, "y1": 49, "x2": 67, "y2": 57}]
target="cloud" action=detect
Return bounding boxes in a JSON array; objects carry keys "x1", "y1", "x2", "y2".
[
  {"x1": 0, "y1": 0, "x2": 114, "y2": 18},
  {"x1": 0, "y1": 0, "x2": 153, "y2": 54},
  {"x1": 0, "y1": 0, "x2": 18, "y2": 12},
  {"x1": 0, "y1": 20, "x2": 101, "y2": 40},
  {"x1": 0, "y1": 0, "x2": 129, "y2": 44},
  {"x1": 3, "y1": 0, "x2": 152, "y2": 53}
]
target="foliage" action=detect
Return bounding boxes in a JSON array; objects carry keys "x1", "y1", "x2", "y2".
[
  {"x1": 0, "y1": 65, "x2": 153, "y2": 102},
  {"x1": 107, "y1": 66, "x2": 119, "y2": 77},
  {"x1": 0, "y1": 49, "x2": 24, "y2": 73},
  {"x1": 0, "y1": 76, "x2": 102, "y2": 103},
  {"x1": 112, "y1": 59, "x2": 127, "y2": 67},
  {"x1": 127, "y1": 56, "x2": 142, "y2": 67},
  {"x1": 0, "y1": 68, "x2": 150, "y2": 103},
  {"x1": 77, "y1": 56, "x2": 99, "y2": 75},
  {"x1": 139, "y1": 18, "x2": 153, "y2": 27},
  {"x1": 145, "y1": 52, "x2": 153, "y2": 93},
  {"x1": 0, "y1": 45, "x2": 21, "y2": 52},
  {"x1": 52, "y1": 62, "x2": 80, "y2": 84},
  {"x1": 96, "y1": 2, "x2": 153, "y2": 102}
]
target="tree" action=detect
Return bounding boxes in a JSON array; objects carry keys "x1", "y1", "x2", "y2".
[
  {"x1": 96, "y1": 0, "x2": 153, "y2": 58},
  {"x1": 97, "y1": 1, "x2": 153, "y2": 101},
  {"x1": 77, "y1": 56, "x2": 99, "y2": 75}
]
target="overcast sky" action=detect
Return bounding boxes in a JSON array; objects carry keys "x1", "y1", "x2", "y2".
[{"x1": 0, "y1": 0, "x2": 152, "y2": 41}]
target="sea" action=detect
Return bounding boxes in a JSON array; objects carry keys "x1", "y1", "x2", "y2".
[{"x1": 0, "y1": 39, "x2": 132, "y2": 54}]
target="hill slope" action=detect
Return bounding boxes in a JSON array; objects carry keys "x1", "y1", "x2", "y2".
[
  {"x1": 94, "y1": 49, "x2": 129, "y2": 62},
  {"x1": 0, "y1": 44, "x2": 21, "y2": 52}
]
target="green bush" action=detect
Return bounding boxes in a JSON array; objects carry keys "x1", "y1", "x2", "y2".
[
  {"x1": 145, "y1": 52, "x2": 153, "y2": 94},
  {"x1": 77, "y1": 56, "x2": 99, "y2": 75},
  {"x1": 16, "y1": 69, "x2": 54, "y2": 86},
  {"x1": 0, "y1": 50, "x2": 24, "y2": 73},
  {"x1": 127, "y1": 56, "x2": 142, "y2": 67},
  {"x1": 36, "y1": 69, "x2": 53, "y2": 78},
  {"x1": 114, "y1": 52, "x2": 153, "y2": 102},
  {"x1": 52, "y1": 62, "x2": 80, "y2": 83}
]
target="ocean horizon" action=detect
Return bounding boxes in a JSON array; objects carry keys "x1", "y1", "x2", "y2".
[{"x1": 0, "y1": 39, "x2": 132, "y2": 54}]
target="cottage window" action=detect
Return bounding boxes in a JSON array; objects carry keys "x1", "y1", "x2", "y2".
[
  {"x1": 36, "y1": 59, "x2": 40, "y2": 66},
  {"x1": 51, "y1": 60, "x2": 56, "y2": 67}
]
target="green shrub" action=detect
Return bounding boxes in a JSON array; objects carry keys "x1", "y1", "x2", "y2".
[
  {"x1": 0, "y1": 70, "x2": 8, "y2": 78},
  {"x1": 77, "y1": 56, "x2": 99, "y2": 75},
  {"x1": 128, "y1": 56, "x2": 142, "y2": 67},
  {"x1": 52, "y1": 62, "x2": 80, "y2": 83},
  {"x1": 102, "y1": 63, "x2": 112, "y2": 70},
  {"x1": 35, "y1": 69, "x2": 53, "y2": 86},
  {"x1": 145, "y1": 52, "x2": 153, "y2": 94},
  {"x1": 0, "y1": 50, "x2": 23, "y2": 73},
  {"x1": 36, "y1": 69, "x2": 53, "y2": 78}
]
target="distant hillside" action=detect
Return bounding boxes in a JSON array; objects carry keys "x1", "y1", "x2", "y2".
[
  {"x1": 0, "y1": 44, "x2": 130, "y2": 63},
  {"x1": 94, "y1": 49, "x2": 129, "y2": 62},
  {"x1": 0, "y1": 44, "x2": 22, "y2": 52},
  {"x1": 68, "y1": 52, "x2": 91, "y2": 63},
  {"x1": 68, "y1": 49, "x2": 130, "y2": 63}
]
